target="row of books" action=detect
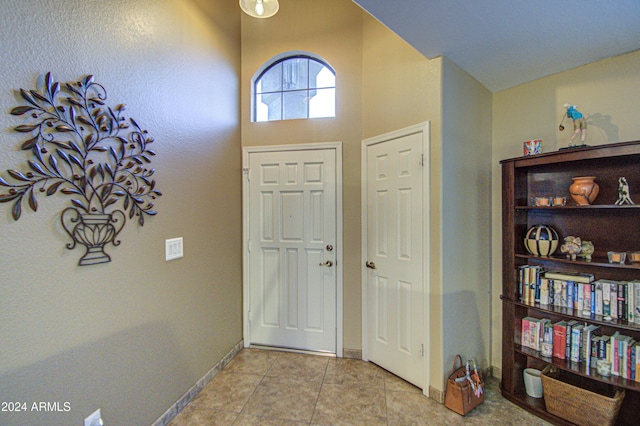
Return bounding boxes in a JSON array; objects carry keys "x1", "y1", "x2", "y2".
[
  {"x1": 518, "y1": 266, "x2": 640, "y2": 324},
  {"x1": 521, "y1": 316, "x2": 640, "y2": 381}
]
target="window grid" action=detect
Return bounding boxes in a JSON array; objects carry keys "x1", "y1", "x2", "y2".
[{"x1": 254, "y1": 55, "x2": 335, "y2": 122}]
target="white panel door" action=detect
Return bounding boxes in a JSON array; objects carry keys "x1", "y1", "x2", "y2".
[
  {"x1": 248, "y1": 149, "x2": 336, "y2": 353},
  {"x1": 365, "y1": 131, "x2": 424, "y2": 388}
]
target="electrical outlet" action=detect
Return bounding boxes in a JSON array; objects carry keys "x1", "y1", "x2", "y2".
[
  {"x1": 84, "y1": 408, "x2": 103, "y2": 426},
  {"x1": 165, "y1": 237, "x2": 183, "y2": 261}
]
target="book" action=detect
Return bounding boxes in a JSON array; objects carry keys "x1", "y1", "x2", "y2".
[
  {"x1": 544, "y1": 271, "x2": 595, "y2": 283},
  {"x1": 567, "y1": 281, "x2": 575, "y2": 309},
  {"x1": 577, "y1": 283, "x2": 585, "y2": 313},
  {"x1": 611, "y1": 331, "x2": 621, "y2": 376},
  {"x1": 635, "y1": 343, "x2": 640, "y2": 383},
  {"x1": 628, "y1": 281, "x2": 635, "y2": 323},
  {"x1": 553, "y1": 321, "x2": 568, "y2": 359},
  {"x1": 582, "y1": 324, "x2": 600, "y2": 367},
  {"x1": 618, "y1": 283, "x2": 627, "y2": 320},
  {"x1": 521, "y1": 317, "x2": 534, "y2": 348},
  {"x1": 583, "y1": 284, "x2": 592, "y2": 315},
  {"x1": 628, "y1": 339, "x2": 637, "y2": 380},
  {"x1": 570, "y1": 325, "x2": 584, "y2": 363},
  {"x1": 595, "y1": 281, "x2": 603, "y2": 316},
  {"x1": 634, "y1": 281, "x2": 640, "y2": 325},
  {"x1": 561, "y1": 281, "x2": 568, "y2": 309},
  {"x1": 611, "y1": 283, "x2": 618, "y2": 319},
  {"x1": 566, "y1": 320, "x2": 579, "y2": 359},
  {"x1": 542, "y1": 323, "x2": 554, "y2": 356},
  {"x1": 539, "y1": 278, "x2": 549, "y2": 305},
  {"x1": 553, "y1": 281, "x2": 563, "y2": 308},
  {"x1": 602, "y1": 281, "x2": 611, "y2": 317},
  {"x1": 537, "y1": 319, "x2": 551, "y2": 350},
  {"x1": 620, "y1": 335, "x2": 632, "y2": 378},
  {"x1": 598, "y1": 335, "x2": 610, "y2": 359}
]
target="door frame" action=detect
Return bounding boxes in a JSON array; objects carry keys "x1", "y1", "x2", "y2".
[
  {"x1": 242, "y1": 142, "x2": 343, "y2": 357},
  {"x1": 361, "y1": 122, "x2": 430, "y2": 393}
]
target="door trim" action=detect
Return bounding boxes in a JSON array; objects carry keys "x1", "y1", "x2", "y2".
[
  {"x1": 361, "y1": 122, "x2": 430, "y2": 393},
  {"x1": 242, "y1": 142, "x2": 343, "y2": 357}
]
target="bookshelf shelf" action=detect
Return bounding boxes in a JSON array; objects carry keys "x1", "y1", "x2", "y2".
[
  {"x1": 516, "y1": 254, "x2": 640, "y2": 270},
  {"x1": 515, "y1": 343, "x2": 640, "y2": 392},
  {"x1": 501, "y1": 141, "x2": 640, "y2": 426},
  {"x1": 516, "y1": 204, "x2": 640, "y2": 210},
  {"x1": 502, "y1": 296, "x2": 640, "y2": 333}
]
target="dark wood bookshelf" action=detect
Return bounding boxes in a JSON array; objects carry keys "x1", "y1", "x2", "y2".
[{"x1": 500, "y1": 140, "x2": 640, "y2": 426}]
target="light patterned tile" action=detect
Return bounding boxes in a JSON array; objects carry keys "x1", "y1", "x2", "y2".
[
  {"x1": 224, "y1": 348, "x2": 280, "y2": 375},
  {"x1": 191, "y1": 370, "x2": 263, "y2": 413},
  {"x1": 383, "y1": 370, "x2": 423, "y2": 393},
  {"x1": 242, "y1": 376, "x2": 321, "y2": 423},
  {"x1": 324, "y1": 358, "x2": 385, "y2": 387},
  {"x1": 387, "y1": 390, "x2": 463, "y2": 426},
  {"x1": 311, "y1": 382, "x2": 387, "y2": 426},
  {"x1": 168, "y1": 405, "x2": 238, "y2": 426},
  {"x1": 233, "y1": 413, "x2": 308, "y2": 425},
  {"x1": 266, "y1": 352, "x2": 329, "y2": 382}
]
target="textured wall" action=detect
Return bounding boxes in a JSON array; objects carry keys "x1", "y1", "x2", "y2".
[
  {"x1": 441, "y1": 57, "x2": 492, "y2": 389},
  {"x1": 0, "y1": 1, "x2": 242, "y2": 425}
]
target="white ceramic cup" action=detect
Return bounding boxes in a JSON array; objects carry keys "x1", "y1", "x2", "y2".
[{"x1": 523, "y1": 368, "x2": 543, "y2": 398}]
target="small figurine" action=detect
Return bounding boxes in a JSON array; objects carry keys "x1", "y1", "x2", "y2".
[
  {"x1": 559, "y1": 104, "x2": 587, "y2": 147},
  {"x1": 578, "y1": 241, "x2": 594, "y2": 261},
  {"x1": 560, "y1": 236, "x2": 582, "y2": 261},
  {"x1": 615, "y1": 177, "x2": 634, "y2": 205}
]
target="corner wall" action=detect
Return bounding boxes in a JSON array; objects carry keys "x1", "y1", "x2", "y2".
[
  {"x1": 0, "y1": 1, "x2": 242, "y2": 425},
  {"x1": 491, "y1": 49, "x2": 640, "y2": 373},
  {"x1": 441, "y1": 57, "x2": 492, "y2": 389}
]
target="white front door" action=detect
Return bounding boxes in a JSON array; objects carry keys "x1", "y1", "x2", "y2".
[
  {"x1": 363, "y1": 124, "x2": 428, "y2": 389},
  {"x1": 246, "y1": 148, "x2": 337, "y2": 353}
]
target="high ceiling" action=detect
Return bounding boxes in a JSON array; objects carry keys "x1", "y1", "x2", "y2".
[{"x1": 353, "y1": 0, "x2": 640, "y2": 92}]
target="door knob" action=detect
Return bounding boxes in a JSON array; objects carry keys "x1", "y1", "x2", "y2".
[
  {"x1": 365, "y1": 261, "x2": 376, "y2": 269},
  {"x1": 320, "y1": 260, "x2": 333, "y2": 267}
]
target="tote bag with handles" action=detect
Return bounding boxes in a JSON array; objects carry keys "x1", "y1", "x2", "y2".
[{"x1": 444, "y1": 354, "x2": 485, "y2": 415}]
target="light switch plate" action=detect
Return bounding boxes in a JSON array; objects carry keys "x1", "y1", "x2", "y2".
[{"x1": 165, "y1": 237, "x2": 183, "y2": 261}]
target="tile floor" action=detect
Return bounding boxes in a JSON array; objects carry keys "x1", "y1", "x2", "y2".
[{"x1": 169, "y1": 348, "x2": 551, "y2": 425}]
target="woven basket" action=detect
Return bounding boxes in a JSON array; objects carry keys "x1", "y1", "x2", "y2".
[{"x1": 541, "y1": 366, "x2": 625, "y2": 426}]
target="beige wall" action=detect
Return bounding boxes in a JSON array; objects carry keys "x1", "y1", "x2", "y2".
[
  {"x1": 491, "y1": 49, "x2": 640, "y2": 372},
  {"x1": 0, "y1": 1, "x2": 242, "y2": 425},
  {"x1": 441, "y1": 57, "x2": 492, "y2": 388}
]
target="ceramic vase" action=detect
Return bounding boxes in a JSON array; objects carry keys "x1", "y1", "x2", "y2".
[
  {"x1": 569, "y1": 176, "x2": 599, "y2": 205},
  {"x1": 524, "y1": 224, "x2": 559, "y2": 256}
]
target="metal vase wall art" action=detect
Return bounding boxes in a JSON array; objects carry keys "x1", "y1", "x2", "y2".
[{"x1": 1, "y1": 73, "x2": 162, "y2": 265}]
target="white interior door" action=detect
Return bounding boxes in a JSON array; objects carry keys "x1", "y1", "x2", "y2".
[
  {"x1": 247, "y1": 148, "x2": 337, "y2": 353},
  {"x1": 364, "y1": 126, "x2": 427, "y2": 389}
]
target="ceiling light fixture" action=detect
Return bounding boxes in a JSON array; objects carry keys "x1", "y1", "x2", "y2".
[{"x1": 239, "y1": 0, "x2": 279, "y2": 18}]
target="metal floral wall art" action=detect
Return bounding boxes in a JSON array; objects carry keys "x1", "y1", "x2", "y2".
[{"x1": 1, "y1": 73, "x2": 162, "y2": 265}]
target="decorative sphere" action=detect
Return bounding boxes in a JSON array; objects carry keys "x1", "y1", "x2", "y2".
[{"x1": 524, "y1": 225, "x2": 559, "y2": 256}]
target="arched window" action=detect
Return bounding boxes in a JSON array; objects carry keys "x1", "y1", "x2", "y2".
[{"x1": 253, "y1": 54, "x2": 335, "y2": 122}]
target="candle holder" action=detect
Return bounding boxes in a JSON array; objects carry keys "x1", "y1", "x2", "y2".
[
  {"x1": 627, "y1": 251, "x2": 640, "y2": 263},
  {"x1": 607, "y1": 251, "x2": 626, "y2": 264},
  {"x1": 534, "y1": 197, "x2": 551, "y2": 206}
]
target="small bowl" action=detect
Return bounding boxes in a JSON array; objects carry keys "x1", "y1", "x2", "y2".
[
  {"x1": 627, "y1": 251, "x2": 640, "y2": 263},
  {"x1": 552, "y1": 196, "x2": 566, "y2": 206},
  {"x1": 607, "y1": 251, "x2": 626, "y2": 264}
]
